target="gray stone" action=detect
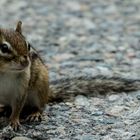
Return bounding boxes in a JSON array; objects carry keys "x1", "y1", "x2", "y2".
[
  {"x1": 108, "y1": 94, "x2": 120, "y2": 101},
  {"x1": 74, "y1": 95, "x2": 90, "y2": 107},
  {"x1": 105, "y1": 105, "x2": 126, "y2": 116},
  {"x1": 12, "y1": 137, "x2": 32, "y2": 140},
  {"x1": 75, "y1": 134, "x2": 95, "y2": 140}
]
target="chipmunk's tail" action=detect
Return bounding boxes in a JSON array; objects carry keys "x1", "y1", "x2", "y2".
[{"x1": 49, "y1": 75, "x2": 140, "y2": 102}]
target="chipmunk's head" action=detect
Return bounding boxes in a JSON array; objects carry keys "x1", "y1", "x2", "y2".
[{"x1": 0, "y1": 21, "x2": 31, "y2": 72}]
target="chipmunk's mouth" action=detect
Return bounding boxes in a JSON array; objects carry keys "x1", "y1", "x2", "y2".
[
  {"x1": 10, "y1": 65, "x2": 29, "y2": 72},
  {"x1": 10, "y1": 68, "x2": 26, "y2": 72},
  {"x1": 12, "y1": 68, "x2": 25, "y2": 71},
  {"x1": 5, "y1": 60, "x2": 30, "y2": 72}
]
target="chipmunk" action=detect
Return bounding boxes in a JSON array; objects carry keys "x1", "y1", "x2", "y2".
[
  {"x1": 0, "y1": 21, "x2": 50, "y2": 130},
  {"x1": 0, "y1": 21, "x2": 140, "y2": 131}
]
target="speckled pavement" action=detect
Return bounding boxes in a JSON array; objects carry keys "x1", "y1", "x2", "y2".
[{"x1": 0, "y1": 0, "x2": 140, "y2": 140}]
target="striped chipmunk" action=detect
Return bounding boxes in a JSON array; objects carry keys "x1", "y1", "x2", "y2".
[{"x1": 0, "y1": 21, "x2": 140, "y2": 131}]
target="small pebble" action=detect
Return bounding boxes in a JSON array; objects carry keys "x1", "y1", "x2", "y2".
[
  {"x1": 136, "y1": 95, "x2": 140, "y2": 100},
  {"x1": 74, "y1": 95, "x2": 90, "y2": 107}
]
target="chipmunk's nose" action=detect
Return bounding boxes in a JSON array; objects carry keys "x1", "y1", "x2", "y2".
[{"x1": 20, "y1": 55, "x2": 29, "y2": 67}]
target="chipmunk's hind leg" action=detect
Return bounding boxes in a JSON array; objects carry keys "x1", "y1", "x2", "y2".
[
  {"x1": 20, "y1": 106, "x2": 43, "y2": 122},
  {"x1": 25, "y1": 111, "x2": 42, "y2": 122}
]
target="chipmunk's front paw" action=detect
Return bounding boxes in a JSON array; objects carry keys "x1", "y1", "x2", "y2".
[
  {"x1": 10, "y1": 119, "x2": 20, "y2": 131},
  {"x1": 26, "y1": 112, "x2": 42, "y2": 122}
]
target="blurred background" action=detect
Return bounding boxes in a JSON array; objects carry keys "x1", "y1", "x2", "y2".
[{"x1": 1, "y1": 0, "x2": 140, "y2": 79}]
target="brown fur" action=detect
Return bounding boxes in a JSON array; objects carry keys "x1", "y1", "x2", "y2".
[
  {"x1": 0, "y1": 21, "x2": 50, "y2": 130},
  {"x1": 0, "y1": 29, "x2": 28, "y2": 55}
]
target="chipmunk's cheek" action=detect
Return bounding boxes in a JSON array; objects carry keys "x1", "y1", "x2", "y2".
[
  {"x1": 0, "y1": 62, "x2": 11, "y2": 72},
  {"x1": 19, "y1": 56, "x2": 31, "y2": 69},
  {"x1": 20, "y1": 59, "x2": 29, "y2": 68}
]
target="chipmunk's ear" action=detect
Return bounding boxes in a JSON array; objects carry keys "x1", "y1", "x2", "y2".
[
  {"x1": 15, "y1": 21, "x2": 22, "y2": 34},
  {"x1": 0, "y1": 31, "x2": 4, "y2": 43}
]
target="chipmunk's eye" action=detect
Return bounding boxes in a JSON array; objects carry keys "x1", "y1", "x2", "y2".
[
  {"x1": 0, "y1": 44, "x2": 11, "y2": 53},
  {"x1": 28, "y1": 43, "x2": 31, "y2": 51}
]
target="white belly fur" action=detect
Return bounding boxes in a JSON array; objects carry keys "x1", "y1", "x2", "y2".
[{"x1": 0, "y1": 72, "x2": 26, "y2": 105}]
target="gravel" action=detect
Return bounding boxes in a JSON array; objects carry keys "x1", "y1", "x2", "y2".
[{"x1": 0, "y1": 0, "x2": 140, "y2": 139}]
